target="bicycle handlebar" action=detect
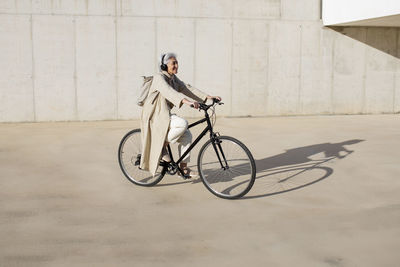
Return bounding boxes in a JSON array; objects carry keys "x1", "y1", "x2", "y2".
[{"x1": 190, "y1": 98, "x2": 223, "y2": 111}]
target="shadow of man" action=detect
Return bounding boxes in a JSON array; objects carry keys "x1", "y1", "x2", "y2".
[
  {"x1": 243, "y1": 139, "x2": 364, "y2": 199},
  {"x1": 256, "y1": 139, "x2": 364, "y2": 171}
]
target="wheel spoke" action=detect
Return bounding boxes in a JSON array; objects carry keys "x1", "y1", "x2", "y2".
[
  {"x1": 118, "y1": 129, "x2": 165, "y2": 186},
  {"x1": 199, "y1": 137, "x2": 255, "y2": 199}
]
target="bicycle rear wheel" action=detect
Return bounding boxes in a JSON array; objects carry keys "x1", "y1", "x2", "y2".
[
  {"x1": 197, "y1": 136, "x2": 256, "y2": 199},
  {"x1": 118, "y1": 129, "x2": 165, "y2": 186}
]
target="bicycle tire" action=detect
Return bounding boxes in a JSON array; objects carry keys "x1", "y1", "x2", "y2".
[
  {"x1": 118, "y1": 129, "x2": 165, "y2": 186},
  {"x1": 197, "y1": 136, "x2": 256, "y2": 199}
]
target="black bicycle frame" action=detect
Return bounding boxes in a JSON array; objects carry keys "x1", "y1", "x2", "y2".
[{"x1": 166, "y1": 109, "x2": 229, "y2": 175}]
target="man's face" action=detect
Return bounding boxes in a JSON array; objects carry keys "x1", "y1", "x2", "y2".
[{"x1": 167, "y1": 57, "x2": 178, "y2": 75}]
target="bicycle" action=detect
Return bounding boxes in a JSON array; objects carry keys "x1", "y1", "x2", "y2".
[{"x1": 118, "y1": 99, "x2": 256, "y2": 199}]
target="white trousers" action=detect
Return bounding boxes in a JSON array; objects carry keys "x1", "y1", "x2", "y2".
[{"x1": 167, "y1": 114, "x2": 192, "y2": 163}]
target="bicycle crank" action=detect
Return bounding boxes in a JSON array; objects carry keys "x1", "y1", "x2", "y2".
[{"x1": 167, "y1": 162, "x2": 178, "y2": 175}]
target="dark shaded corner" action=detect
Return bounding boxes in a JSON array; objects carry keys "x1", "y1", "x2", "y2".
[{"x1": 328, "y1": 26, "x2": 400, "y2": 59}]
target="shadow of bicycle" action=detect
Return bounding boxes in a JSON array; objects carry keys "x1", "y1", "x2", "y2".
[
  {"x1": 243, "y1": 139, "x2": 364, "y2": 199},
  {"x1": 156, "y1": 139, "x2": 364, "y2": 199}
]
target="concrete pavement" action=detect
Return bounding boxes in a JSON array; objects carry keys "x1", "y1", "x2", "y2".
[{"x1": 1, "y1": 115, "x2": 400, "y2": 266}]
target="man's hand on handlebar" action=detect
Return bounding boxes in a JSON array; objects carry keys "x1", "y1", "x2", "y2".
[
  {"x1": 207, "y1": 95, "x2": 222, "y2": 102},
  {"x1": 182, "y1": 98, "x2": 200, "y2": 109},
  {"x1": 190, "y1": 101, "x2": 200, "y2": 109},
  {"x1": 184, "y1": 96, "x2": 222, "y2": 109}
]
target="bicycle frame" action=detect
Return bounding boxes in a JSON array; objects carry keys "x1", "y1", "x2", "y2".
[{"x1": 165, "y1": 106, "x2": 229, "y2": 176}]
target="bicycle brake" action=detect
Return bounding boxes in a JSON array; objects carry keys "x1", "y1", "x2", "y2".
[{"x1": 212, "y1": 132, "x2": 222, "y2": 143}]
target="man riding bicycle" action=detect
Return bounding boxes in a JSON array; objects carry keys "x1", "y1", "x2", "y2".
[{"x1": 140, "y1": 52, "x2": 221, "y2": 178}]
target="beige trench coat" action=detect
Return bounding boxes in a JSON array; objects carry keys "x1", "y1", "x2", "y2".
[{"x1": 140, "y1": 71, "x2": 208, "y2": 175}]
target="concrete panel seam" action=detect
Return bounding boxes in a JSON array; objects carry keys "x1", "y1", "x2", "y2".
[
  {"x1": 393, "y1": 29, "x2": 399, "y2": 112},
  {"x1": 361, "y1": 29, "x2": 368, "y2": 114},
  {"x1": 298, "y1": 24, "x2": 303, "y2": 113},
  {"x1": 115, "y1": 16, "x2": 119, "y2": 119},
  {"x1": 0, "y1": 12, "x2": 323, "y2": 22},
  {"x1": 266, "y1": 21, "x2": 273, "y2": 114},
  {"x1": 73, "y1": 16, "x2": 78, "y2": 120},
  {"x1": 231, "y1": 0, "x2": 234, "y2": 18},
  {"x1": 230, "y1": 2, "x2": 233, "y2": 115},
  {"x1": 230, "y1": 19, "x2": 233, "y2": 116},
  {"x1": 397, "y1": 29, "x2": 400, "y2": 58},
  {"x1": 30, "y1": 14, "x2": 36, "y2": 121},
  {"x1": 154, "y1": 17, "x2": 158, "y2": 73},
  {"x1": 330, "y1": 33, "x2": 335, "y2": 114},
  {"x1": 393, "y1": 67, "x2": 397, "y2": 113},
  {"x1": 193, "y1": 19, "x2": 197, "y2": 86},
  {"x1": 0, "y1": 12, "x2": 115, "y2": 17},
  {"x1": 265, "y1": 22, "x2": 270, "y2": 115}
]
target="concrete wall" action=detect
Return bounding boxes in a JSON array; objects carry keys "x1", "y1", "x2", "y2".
[{"x1": 0, "y1": 0, "x2": 399, "y2": 122}]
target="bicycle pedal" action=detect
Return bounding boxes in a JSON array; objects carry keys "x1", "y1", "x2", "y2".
[
  {"x1": 181, "y1": 175, "x2": 191, "y2": 180},
  {"x1": 178, "y1": 172, "x2": 192, "y2": 179}
]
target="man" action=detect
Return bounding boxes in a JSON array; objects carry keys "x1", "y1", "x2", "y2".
[{"x1": 140, "y1": 53, "x2": 221, "y2": 178}]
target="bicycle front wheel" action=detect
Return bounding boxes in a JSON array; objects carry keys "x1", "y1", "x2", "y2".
[
  {"x1": 118, "y1": 129, "x2": 165, "y2": 186},
  {"x1": 198, "y1": 136, "x2": 256, "y2": 199}
]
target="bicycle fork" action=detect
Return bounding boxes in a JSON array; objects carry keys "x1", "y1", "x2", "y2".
[{"x1": 211, "y1": 133, "x2": 229, "y2": 170}]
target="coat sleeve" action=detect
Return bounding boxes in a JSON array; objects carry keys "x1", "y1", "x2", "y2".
[
  {"x1": 175, "y1": 76, "x2": 208, "y2": 103},
  {"x1": 153, "y1": 74, "x2": 186, "y2": 108}
]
